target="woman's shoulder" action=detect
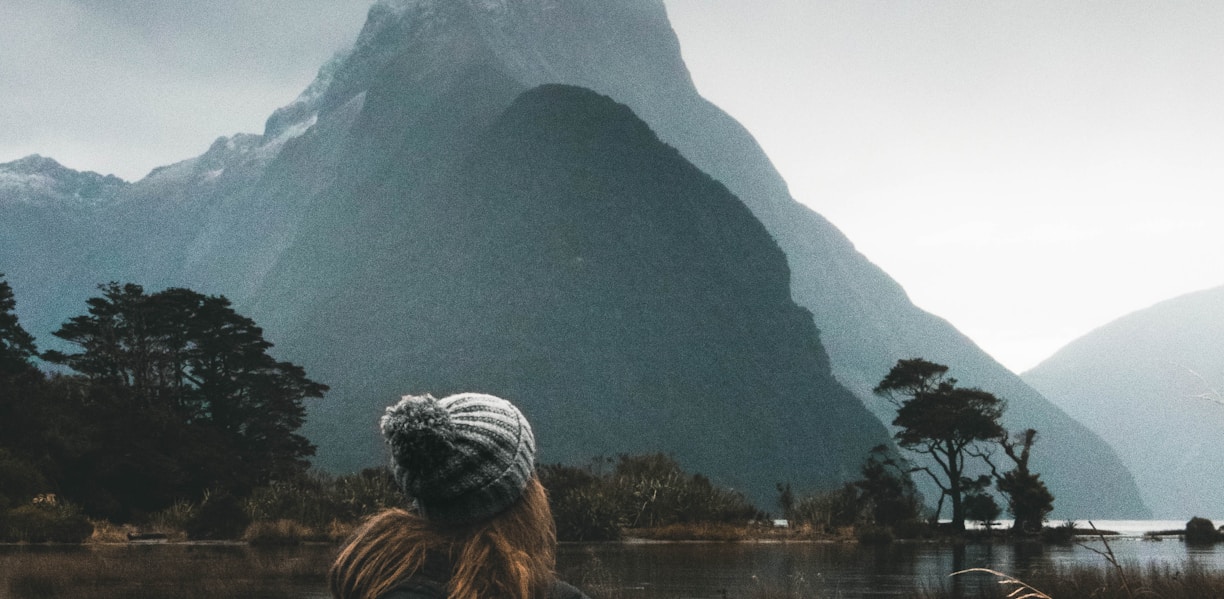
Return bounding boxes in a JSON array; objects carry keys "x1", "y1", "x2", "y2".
[
  {"x1": 380, "y1": 579, "x2": 590, "y2": 599},
  {"x1": 551, "y1": 580, "x2": 592, "y2": 599}
]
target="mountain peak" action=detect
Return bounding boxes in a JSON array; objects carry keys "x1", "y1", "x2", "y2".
[
  {"x1": 262, "y1": 0, "x2": 687, "y2": 141},
  {"x1": 0, "y1": 154, "x2": 127, "y2": 209}
]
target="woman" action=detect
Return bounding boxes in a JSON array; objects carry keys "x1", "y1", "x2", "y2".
[{"x1": 329, "y1": 392, "x2": 590, "y2": 599}]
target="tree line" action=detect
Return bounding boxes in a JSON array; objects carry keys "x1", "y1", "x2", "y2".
[
  {"x1": 0, "y1": 276, "x2": 327, "y2": 539},
  {"x1": 1, "y1": 274, "x2": 1053, "y2": 542}
]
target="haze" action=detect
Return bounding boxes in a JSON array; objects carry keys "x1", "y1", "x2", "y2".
[{"x1": 3, "y1": 0, "x2": 1221, "y2": 372}]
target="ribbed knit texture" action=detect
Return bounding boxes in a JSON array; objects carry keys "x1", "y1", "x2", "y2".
[{"x1": 380, "y1": 392, "x2": 536, "y2": 524}]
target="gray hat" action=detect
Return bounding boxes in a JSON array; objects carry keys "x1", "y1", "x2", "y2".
[{"x1": 380, "y1": 392, "x2": 536, "y2": 524}]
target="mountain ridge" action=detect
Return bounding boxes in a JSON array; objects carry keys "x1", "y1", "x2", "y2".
[
  {"x1": 0, "y1": 0, "x2": 1148, "y2": 516},
  {"x1": 1024, "y1": 285, "x2": 1224, "y2": 518}
]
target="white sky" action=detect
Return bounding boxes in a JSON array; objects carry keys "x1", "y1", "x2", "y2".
[{"x1": 3, "y1": 0, "x2": 1222, "y2": 373}]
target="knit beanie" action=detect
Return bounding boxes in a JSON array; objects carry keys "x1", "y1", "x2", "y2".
[{"x1": 380, "y1": 392, "x2": 536, "y2": 525}]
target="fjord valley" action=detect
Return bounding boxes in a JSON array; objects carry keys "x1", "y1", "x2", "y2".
[{"x1": 0, "y1": 0, "x2": 1146, "y2": 521}]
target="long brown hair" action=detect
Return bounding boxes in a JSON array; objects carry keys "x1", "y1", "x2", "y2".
[{"x1": 329, "y1": 476, "x2": 557, "y2": 599}]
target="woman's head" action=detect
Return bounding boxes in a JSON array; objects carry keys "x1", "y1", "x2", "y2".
[
  {"x1": 330, "y1": 392, "x2": 556, "y2": 599},
  {"x1": 329, "y1": 476, "x2": 557, "y2": 599},
  {"x1": 380, "y1": 392, "x2": 537, "y2": 524}
]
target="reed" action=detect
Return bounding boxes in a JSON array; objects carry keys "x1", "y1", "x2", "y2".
[{"x1": 910, "y1": 562, "x2": 1224, "y2": 599}]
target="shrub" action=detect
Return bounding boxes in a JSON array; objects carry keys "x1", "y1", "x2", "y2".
[
  {"x1": 1, "y1": 503, "x2": 94, "y2": 543},
  {"x1": 0, "y1": 450, "x2": 47, "y2": 512},
  {"x1": 184, "y1": 493, "x2": 250, "y2": 540},
  {"x1": 539, "y1": 455, "x2": 761, "y2": 541},
  {"x1": 789, "y1": 484, "x2": 861, "y2": 532},
  {"x1": 855, "y1": 524, "x2": 894, "y2": 544},
  {"x1": 1185, "y1": 517, "x2": 1220, "y2": 544},
  {"x1": 1041, "y1": 520, "x2": 1077, "y2": 544},
  {"x1": 891, "y1": 519, "x2": 932, "y2": 540},
  {"x1": 551, "y1": 486, "x2": 625, "y2": 542},
  {"x1": 245, "y1": 469, "x2": 404, "y2": 530},
  {"x1": 243, "y1": 519, "x2": 312, "y2": 546}
]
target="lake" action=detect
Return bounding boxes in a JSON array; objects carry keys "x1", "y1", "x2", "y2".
[{"x1": 2, "y1": 521, "x2": 1222, "y2": 598}]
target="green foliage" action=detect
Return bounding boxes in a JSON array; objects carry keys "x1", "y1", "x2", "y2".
[
  {"x1": 147, "y1": 499, "x2": 198, "y2": 533},
  {"x1": 853, "y1": 445, "x2": 922, "y2": 527},
  {"x1": 0, "y1": 502, "x2": 93, "y2": 543},
  {"x1": 38, "y1": 283, "x2": 327, "y2": 520},
  {"x1": 855, "y1": 524, "x2": 894, "y2": 544},
  {"x1": 0, "y1": 449, "x2": 47, "y2": 512},
  {"x1": 1040, "y1": 520, "x2": 1078, "y2": 544},
  {"x1": 539, "y1": 454, "x2": 760, "y2": 541},
  {"x1": 611, "y1": 454, "x2": 758, "y2": 527},
  {"x1": 0, "y1": 274, "x2": 38, "y2": 377},
  {"x1": 543, "y1": 467, "x2": 625, "y2": 542},
  {"x1": 787, "y1": 484, "x2": 862, "y2": 531},
  {"x1": 1185, "y1": 517, "x2": 1222, "y2": 544},
  {"x1": 992, "y1": 428, "x2": 1055, "y2": 533},
  {"x1": 962, "y1": 488, "x2": 1001, "y2": 529},
  {"x1": 997, "y1": 468, "x2": 1054, "y2": 530},
  {"x1": 0, "y1": 276, "x2": 50, "y2": 482},
  {"x1": 875, "y1": 358, "x2": 1006, "y2": 532},
  {"x1": 245, "y1": 468, "x2": 403, "y2": 530},
  {"x1": 184, "y1": 493, "x2": 250, "y2": 540}
]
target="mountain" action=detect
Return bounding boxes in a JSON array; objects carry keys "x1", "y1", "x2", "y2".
[
  {"x1": 0, "y1": 156, "x2": 126, "y2": 345},
  {"x1": 268, "y1": 82, "x2": 893, "y2": 499},
  {"x1": 1024, "y1": 286, "x2": 1224, "y2": 518},
  {"x1": 0, "y1": 0, "x2": 1146, "y2": 516}
]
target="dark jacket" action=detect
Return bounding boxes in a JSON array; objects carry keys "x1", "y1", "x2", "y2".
[
  {"x1": 382, "y1": 579, "x2": 589, "y2": 599},
  {"x1": 380, "y1": 554, "x2": 589, "y2": 599}
]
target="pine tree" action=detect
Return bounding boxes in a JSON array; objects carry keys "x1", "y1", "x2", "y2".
[{"x1": 44, "y1": 283, "x2": 328, "y2": 518}]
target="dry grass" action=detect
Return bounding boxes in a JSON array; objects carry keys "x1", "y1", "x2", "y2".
[
  {"x1": 909, "y1": 563, "x2": 1224, "y2": 599},
  {"x1": 1, "y1": 544, "x2": 333, "y2": 599},
  {"x1": 84, "y1": 520, "x2": 136, "y2": 544}
]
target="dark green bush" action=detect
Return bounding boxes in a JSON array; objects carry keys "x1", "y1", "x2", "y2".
[
  {"x1": 551, "y1": 486, "x2": 625, "y2": 542},
  {"x1": 539, "y1": 454, "x2": 761, "y2": 541},
  {"x1": 1186, "y1": 516, "x2": 1220, "y2": 544},
  {"x1": 789, "y1": 484, "x2": 861, "y2": 532},
  {"x1": 1040, "y1": 520, "x2": 1077, "y2": 544},
  {"x1": 185, "y1": 494, "x2": 250, "y2": 540},
  {"x1": 0, "y1": 450, "x2": 47, "y2": 512},
  {"x1": 1, "y1": 504, "x2": 93, "y2": 543},
  {"x1": 891, "y1": 519, "x2": 932, "y2": 540},
  {"x1": 245, "y1": 469, "x2": 403, "y2": 529},
  {"x1": 855, "y1": 524, "x2": 894, "y2": 544}
]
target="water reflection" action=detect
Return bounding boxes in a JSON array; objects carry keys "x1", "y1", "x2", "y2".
[
  {"x1": 2, "y1": 539, "x2": 1222, "y2": 599},
  {"x1": 557, "y1": 540, "x2": 1224, "y2": 598}
]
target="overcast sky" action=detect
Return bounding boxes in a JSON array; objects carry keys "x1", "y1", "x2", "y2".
[{"x1": 3, "y1": 0, "x2": 1222, "y2": 373}]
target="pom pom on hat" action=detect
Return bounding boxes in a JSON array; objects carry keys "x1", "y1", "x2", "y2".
[
  {"x1": 380, "y1": 392, "x2": 536, "y2": 524},
  {"x1": 380, "y1": 394, "x2": 457, "y2": 476}
]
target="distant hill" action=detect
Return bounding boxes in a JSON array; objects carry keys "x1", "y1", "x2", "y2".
[
  {"x1": 0, "y1": 0, "x2": 1147, "y2": 516},
  {"x1": 1024, "y1": 285, "x2": 1224, "y2": 518}
]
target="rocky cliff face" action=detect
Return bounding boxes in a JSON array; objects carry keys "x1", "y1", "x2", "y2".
[
  {"x1": 1024, "y1": 286, "x2": 1224, "y2": 518},
  {"x1": 0, "y1": 0, "x2": 1148, "y2": 515}
]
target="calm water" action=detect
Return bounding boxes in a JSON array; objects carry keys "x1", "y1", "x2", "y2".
[
  {"x1": 552, "y1": 521, "x2": 1224, "y2": 598},
  {"x1": 2, "y1": 521, "x2": 1222, "y2": 599},
  {"x1": 557, "y1": 536, "x2": 1224, "y2": 598}
]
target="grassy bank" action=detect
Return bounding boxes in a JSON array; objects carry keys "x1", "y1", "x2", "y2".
[{"x1": 2, "y1": 544, "x2": 332, "y2": 599}]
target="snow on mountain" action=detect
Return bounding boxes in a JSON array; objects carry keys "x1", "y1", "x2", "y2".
[{"x1": 0, "y1": 155, "x2": 127, "y2": 209}]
